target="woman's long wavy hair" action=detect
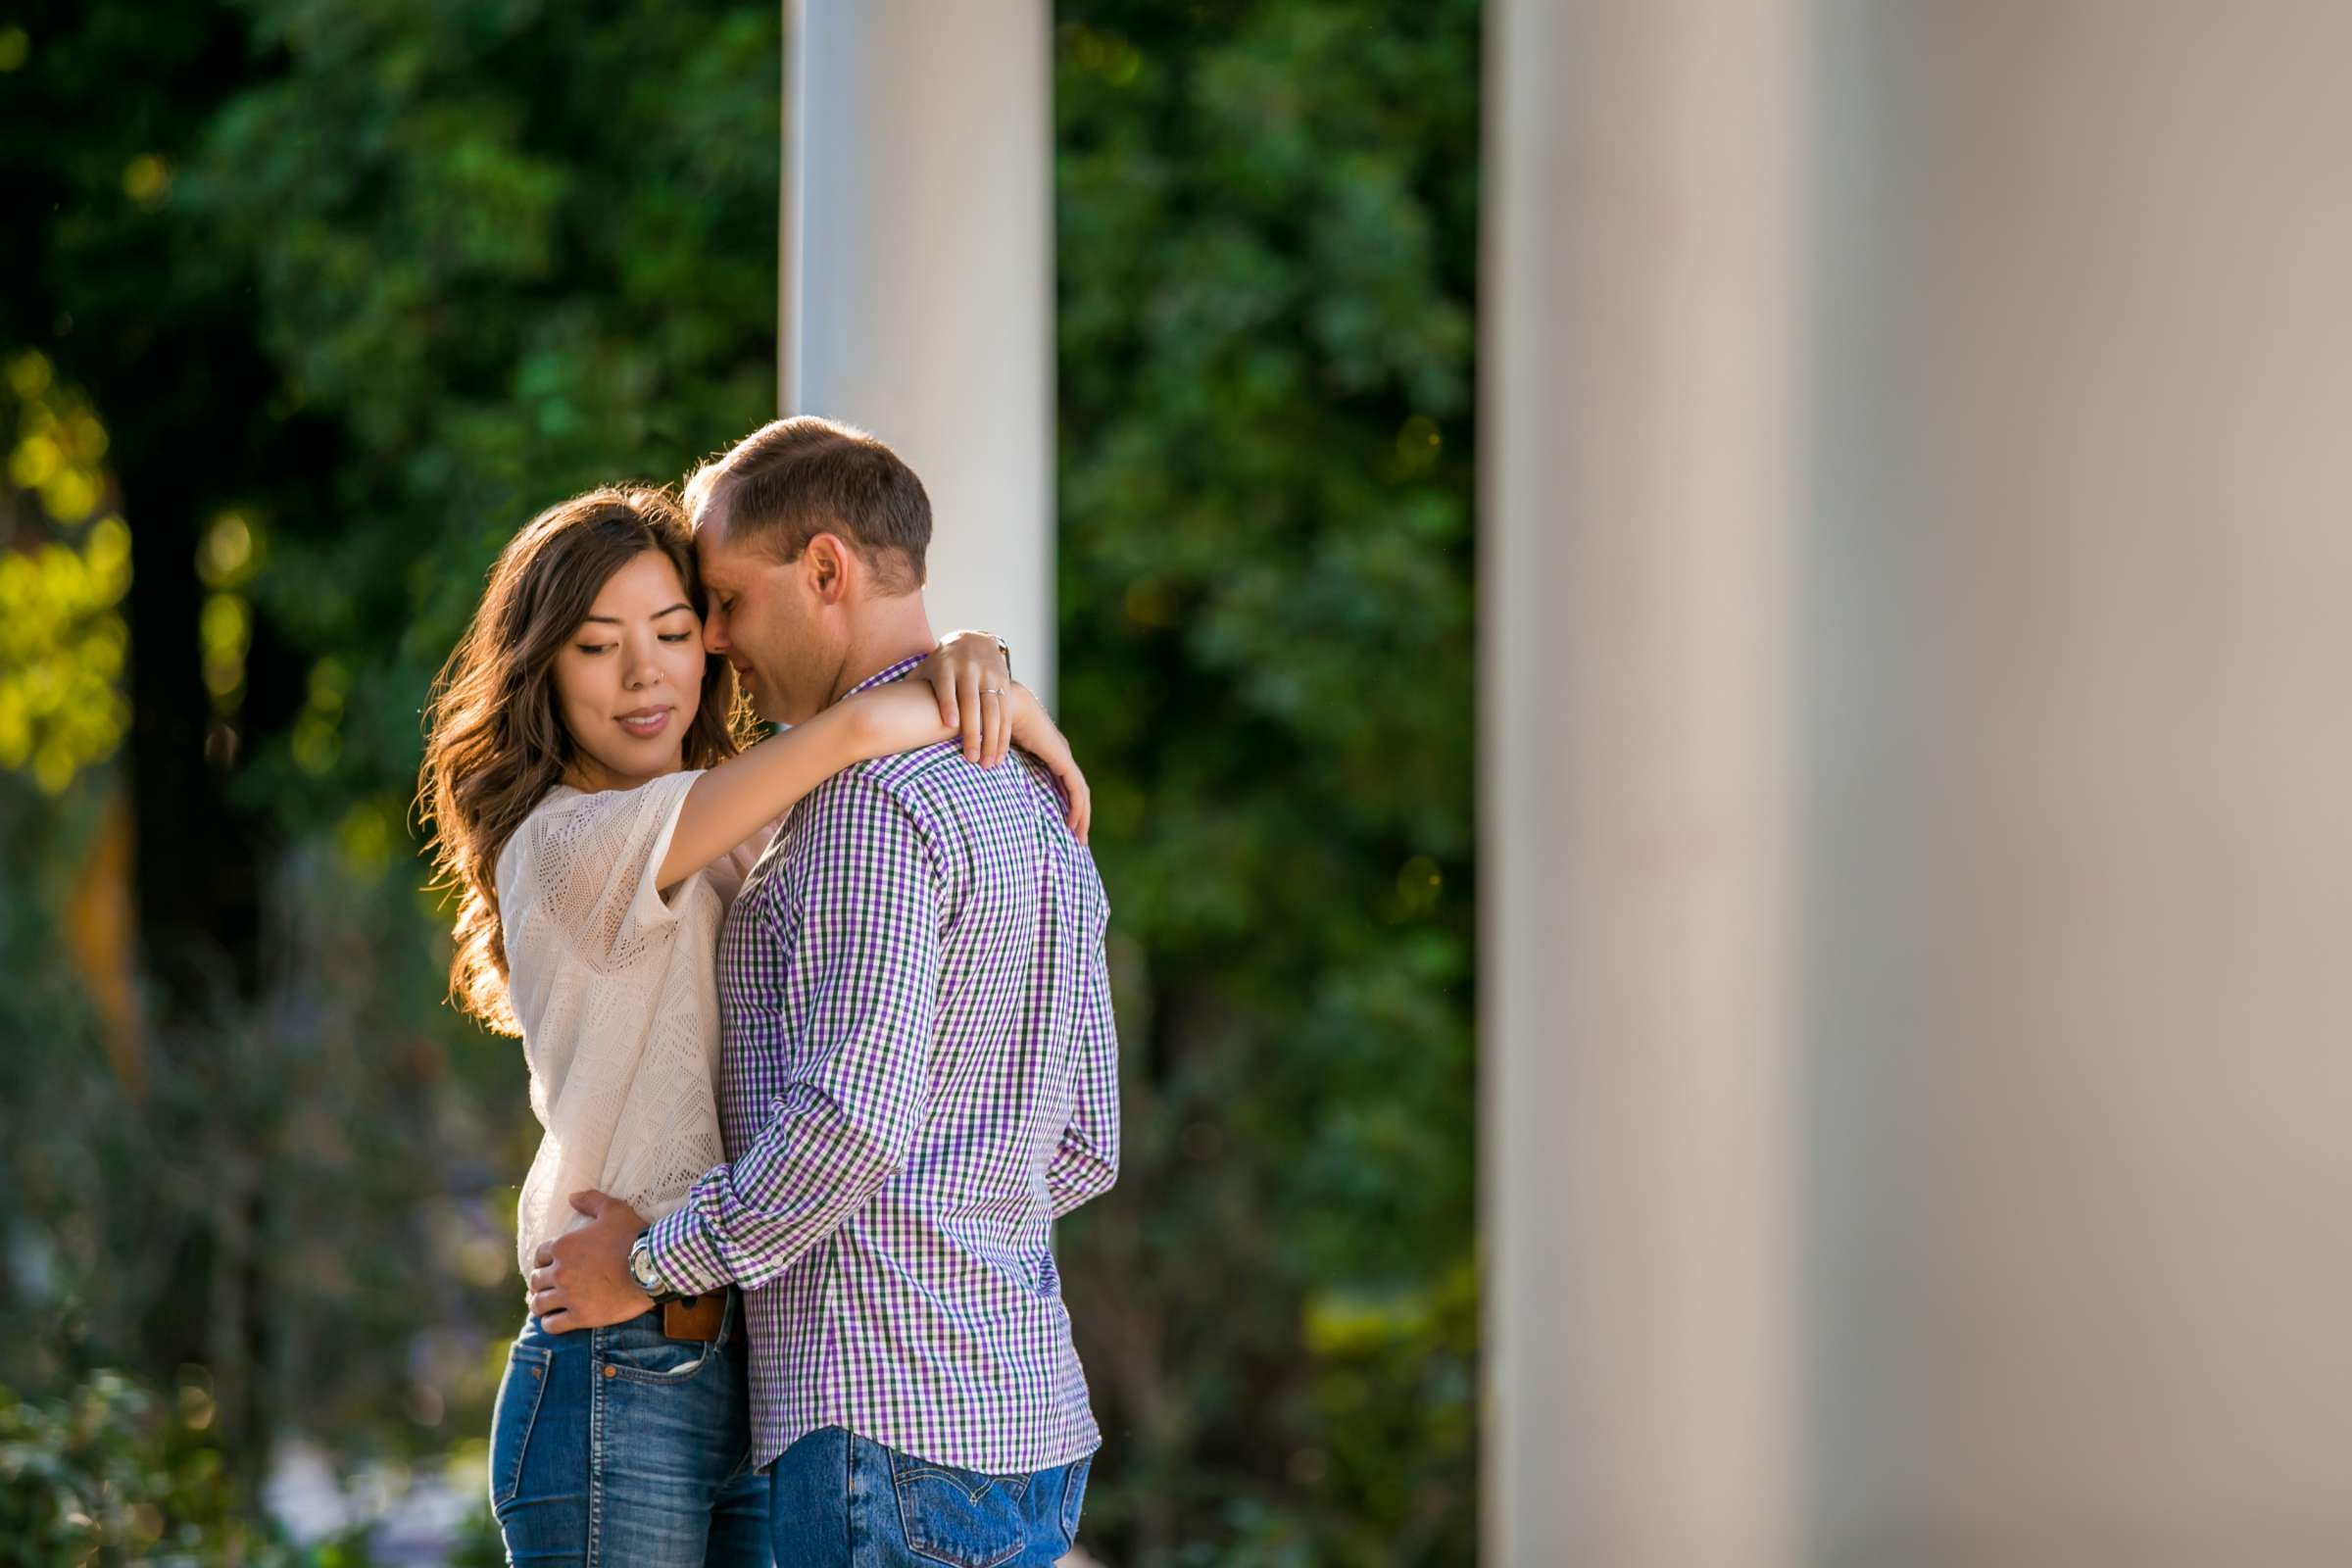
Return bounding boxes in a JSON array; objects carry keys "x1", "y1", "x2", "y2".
[{"x1": 416, "y1": 485, "x2": 744, "y2": 1035}]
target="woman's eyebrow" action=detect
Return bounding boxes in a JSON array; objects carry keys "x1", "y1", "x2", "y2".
[{"x1": 581, "y1": 603, "x2": 694, "y2": 624}]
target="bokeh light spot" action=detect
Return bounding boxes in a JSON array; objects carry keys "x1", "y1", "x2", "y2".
[
  {"x1": 122, "y1": 153, "x2": 172, "y2": 207},
  {"x1": 199, "y1": 512, "x2": 256, "y2": 586},
  {"x1": 5, "y1": 349, "x2": 52, "y2": 399}
]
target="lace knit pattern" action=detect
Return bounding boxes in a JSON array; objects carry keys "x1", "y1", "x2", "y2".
[{"x1": 494, "y1": 770, "x2": 761, "y2": 1288}]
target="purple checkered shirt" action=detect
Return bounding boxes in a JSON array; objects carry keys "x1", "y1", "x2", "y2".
[{"x1": 644, "y1": 656, "x2": 1118, "y2": 1474}]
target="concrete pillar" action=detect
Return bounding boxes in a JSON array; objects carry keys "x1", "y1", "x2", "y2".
[
  {"x1": 1802, "y1": 6, "x2": 2352, "y2": 1562},
  {"x1": 784, "y1": 0, "x2": 1054, "y2": 696},
  {"x1": 1488, "y1": 3, "x2": 2352, "y2": 1564},
  {"x1": 1482, "y1": 3, "x2": 1809, "y2": 1564}
]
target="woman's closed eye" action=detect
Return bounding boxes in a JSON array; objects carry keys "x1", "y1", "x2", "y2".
[{"x1": 575, "y1": 633, "x2": 694, "y2": 655}]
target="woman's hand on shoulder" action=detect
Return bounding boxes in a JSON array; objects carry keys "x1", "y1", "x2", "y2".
[{"x1": 916, "y1": 630, "x2": 1014, "y2": 766}]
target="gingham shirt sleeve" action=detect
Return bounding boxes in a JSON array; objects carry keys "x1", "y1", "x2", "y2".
[
  {"x1": 1046, "y1": 872, "x2": 1120, "y2": 1218},
  {"x1": 645, "y1": 772, "x2": 942, "y2": 1295}
]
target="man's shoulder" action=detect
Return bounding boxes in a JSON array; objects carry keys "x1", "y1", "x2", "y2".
[
  {"x1": 755, "y1": 748, "x2": 970, "y2": 884},
  {"x1": 749, "y1": 746, "x2": 1100, "y2": 935},
  {"x1": 792, "y1": 744, "x2": 1068, "y2": 866},
  {"x1": 806, "y1": 744, "x2": 968, "y2": 829}
]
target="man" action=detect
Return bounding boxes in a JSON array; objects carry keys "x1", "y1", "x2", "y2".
[{"x1": 534, "y1": 416, "x2": 1119, "y2": 1565}]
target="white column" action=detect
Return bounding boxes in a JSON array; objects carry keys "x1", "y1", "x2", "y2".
[
  {"x1": 784, "y1": 0, "x2": 1055, "y2": 698},
  {"x1": 1490, "y1": 2, "x2": 2352, "y2": 1563},
  {"x1": 1801, "y1": 6, "x2": 2352, "y2": 1559},
  {"x1": 1482, "y1": 3, "x2": 1809, "y2": 1565}
]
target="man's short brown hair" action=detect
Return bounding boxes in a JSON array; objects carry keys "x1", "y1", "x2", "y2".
[{"x1": 684, "y1": 416, "x2": 930, "y2": 595}]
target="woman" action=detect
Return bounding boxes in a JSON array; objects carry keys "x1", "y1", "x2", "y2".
[{"x1": 416, "y1": 484, "x2": 1085, "y2": 1566}]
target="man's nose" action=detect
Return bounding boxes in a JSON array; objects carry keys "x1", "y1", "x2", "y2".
[{"x1": 703, "y1": 607, "x2": 729, "y2": 654}]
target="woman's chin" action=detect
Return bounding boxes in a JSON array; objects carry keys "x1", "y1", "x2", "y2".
[
  {"x1": 626, "y1": 738, "x2": 688, "y2": 774},
  {"x1": 577, "y1": 737, "x2": 687, "y2": 788}
]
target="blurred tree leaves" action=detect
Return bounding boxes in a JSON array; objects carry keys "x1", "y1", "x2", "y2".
[
  {"x1": 1054, "y1": 4, "x2": 1479, "y2": 1563},
  {"x1": 0, "y1": 353, "x2": 130, "y2": 794},
  {"x1": 0, "y1": 1369, "x2": 351, "y2": 1566},
  {"x1": 181, "y1": 0, "x2": 780, "y2": 816}
]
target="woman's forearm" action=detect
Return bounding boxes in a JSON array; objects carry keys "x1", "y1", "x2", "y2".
[
  {"x1": 654, "y1": 684, "x2": 959, "y2": 892},
  {"x1": 653, "y1": 707, "x2": 866, "y2": 892}
]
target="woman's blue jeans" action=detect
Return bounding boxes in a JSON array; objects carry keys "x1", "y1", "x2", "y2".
[{"x1": 489, "y1": 1294, "x2": 770, "y2": 1566}]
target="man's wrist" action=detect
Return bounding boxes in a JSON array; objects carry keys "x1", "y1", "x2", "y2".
[{"x1": 626, "y1": 1228, "x2": 676, "y2": 1300}]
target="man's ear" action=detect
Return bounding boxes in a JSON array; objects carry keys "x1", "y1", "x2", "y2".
[{"x1": 804, "y1": 532, "x2": 856, "y2": 605}]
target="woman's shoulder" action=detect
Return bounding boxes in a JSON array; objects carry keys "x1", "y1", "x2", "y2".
[
  {"x1": 516, "y1": 771, "x2": 703, "y2": 848},
  {"x1": 495, "y1": 770, "x2": 710, "y2": 912},
  {"x1": 493, "y1": 783, "x2": 581, "y2": 886}
]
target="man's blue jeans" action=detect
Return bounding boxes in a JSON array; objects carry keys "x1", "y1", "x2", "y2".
[
  {"x1": 768, "y1": 1426, "x2": 1091, "y2": 1568},
  {"x1": 489, "y1": 1294, "x2": 770, "y2": 1566}
]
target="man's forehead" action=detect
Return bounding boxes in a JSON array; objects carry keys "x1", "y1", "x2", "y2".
[{"x1": 695, "y1": 513, "x2": 748, "y2": 577}]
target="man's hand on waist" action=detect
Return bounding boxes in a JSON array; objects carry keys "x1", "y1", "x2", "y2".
[{"x1": 528, "y1": 1190, "x2": 652, "y2": 1333}]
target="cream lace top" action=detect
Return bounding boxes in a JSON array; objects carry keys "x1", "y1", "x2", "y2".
[{"x1": 494, "y1": 770, "x2": 771, "y2": 1287}]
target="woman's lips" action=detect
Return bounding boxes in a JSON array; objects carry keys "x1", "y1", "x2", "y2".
[{"x1": 617, "y1": 708, "x2": 671, "y2": 739}]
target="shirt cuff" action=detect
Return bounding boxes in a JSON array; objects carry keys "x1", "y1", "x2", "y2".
[{"x1": 644, "y1": 1204, "x2": 731, "y2": 1298}]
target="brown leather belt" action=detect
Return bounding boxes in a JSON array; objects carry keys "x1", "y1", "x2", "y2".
[{"x1": 662, "y1": 1292, "x2": 726, "y2": 1343}]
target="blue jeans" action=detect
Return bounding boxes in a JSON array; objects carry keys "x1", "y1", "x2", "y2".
[
  {"x1": 489, "y1": 1294, "x2": 771, "y2": 1566},
  {"x1": 767, "y1": 1427, "x2": 1091, "y2": 1568}
]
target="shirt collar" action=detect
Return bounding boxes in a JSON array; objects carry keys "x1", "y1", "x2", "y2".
[{"x1": 834, "y1": 652, "x2": 928, "y2": 706}]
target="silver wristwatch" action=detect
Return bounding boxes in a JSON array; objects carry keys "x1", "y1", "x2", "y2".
[{"x1": 627, "y1": 1229, "x2": 673, "y2": 1299}]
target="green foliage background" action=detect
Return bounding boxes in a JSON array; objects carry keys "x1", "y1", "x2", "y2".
[{"x1": 0, "y1": 2, "x2": 1476, "y2": 1562}]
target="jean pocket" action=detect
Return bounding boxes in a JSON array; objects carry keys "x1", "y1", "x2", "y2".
[
  {"x1": 1058, "y1": 1455, "x2": 1091, "y2": 1549},
  {"x1": 594, "y1": 1331, "x2": 715, "y2": 1385},
  {"x1": 888, "y1": 1453, "x2": 1029, "y2": 1568},
  {"x1": 489, "y1": 1344, "x2": 553, "y2": 1510}
]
